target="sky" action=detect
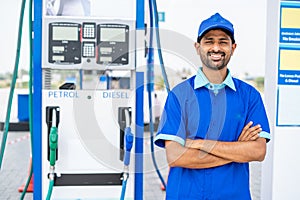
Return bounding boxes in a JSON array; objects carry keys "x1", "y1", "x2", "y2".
[{"x1": 0, "y1": 0, "x2": 269, "y2": 77}]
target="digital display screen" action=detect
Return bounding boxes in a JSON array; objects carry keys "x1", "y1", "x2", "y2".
[
  {"x1": 100, "y1": 56, "x2": 112, "y2": 62},
  {"x1": 52, "y1": 46, "x2": 64, "y2": 52},
  {"x1": 100, "y1": 28, "x2": 126, "y2": 42},
  {"x1": 52, "y1": 55, "x2": 65, "y2": 61},
  {"x1": 100, "y1": 47, "x2": 113, "y2": 53},
  {"x1": 52, "y1": 26, "x2": 78, "y2": 41}
]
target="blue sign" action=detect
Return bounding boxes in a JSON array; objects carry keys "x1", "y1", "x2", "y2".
[
  {"x1": 277, "y1": 46, "x2": 300, "y2": 85},
  {"x1": 279, "y1": 2, "x2": 300, "y2": 44}
]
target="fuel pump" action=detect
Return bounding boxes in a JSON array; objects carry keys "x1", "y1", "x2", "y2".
[
  {"x1": 31, "y1": 0, "x2": 147, "y2": 199},
  {"x1": 38, "y1": 0, "x2": 140, "y2": 199}
]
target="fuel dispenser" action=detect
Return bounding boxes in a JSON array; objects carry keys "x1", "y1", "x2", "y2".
[{"x1": 34, "y1": 0, "x2": 144, "y2": 199}]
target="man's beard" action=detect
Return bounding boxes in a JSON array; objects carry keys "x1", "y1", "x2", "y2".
[
  {"x1": 206, "y1": 62, "x2": 227, "y2": 71},
  {"x1": 201, "y1": 52, "x2": 229, "y2": 71}
]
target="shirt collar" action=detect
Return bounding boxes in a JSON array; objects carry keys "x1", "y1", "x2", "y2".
[{"x1": 194, "y1": 68, "x2": 236, "y2": 91}]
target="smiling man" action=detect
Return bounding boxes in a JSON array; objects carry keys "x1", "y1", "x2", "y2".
[{"x1": 154, "y1": 13, "x2": 271, "y2": 200}]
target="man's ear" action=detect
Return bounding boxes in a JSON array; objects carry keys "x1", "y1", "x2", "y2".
[
  {"x1": 231, "y1": 43, "x2": 237, "y2": 56},
  {"x1": 194, "y1": 42, "x2": 200, "y2": 55}
]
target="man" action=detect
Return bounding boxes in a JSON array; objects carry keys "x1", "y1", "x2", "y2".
[{"x1": 154, "y1": 13, "x2": 270, "y2": 200}]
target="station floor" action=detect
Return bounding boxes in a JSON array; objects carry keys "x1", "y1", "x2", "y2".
[
  {"x1": 0, "y1": 131, "x2": 168, "y2": 200},
  {"x1": 0, "y1": 130, "x2": 262, "y2": 200}
]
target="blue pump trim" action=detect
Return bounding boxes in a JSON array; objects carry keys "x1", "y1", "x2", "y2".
[
  {"x1": 136, "y1": 0, "x2": 145, "y2": 30},
  {"x1": 135, "y1": 72, "x2": 144, "y2": 200},
  {"x1": 33, "y1": 0, "x2": 43, "y2": 199}
]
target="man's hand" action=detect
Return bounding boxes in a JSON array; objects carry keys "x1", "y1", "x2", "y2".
[{"x1": 238, "y1": 121, "x2": 262, "y2": 142}]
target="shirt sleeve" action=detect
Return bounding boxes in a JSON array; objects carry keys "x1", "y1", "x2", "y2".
[
  {"x1": 247, "y1": 89, "x2": 271, "y2": 142},
  {"x1": 154, "y1": 90, "x2": 187, "y2": 148},
  {"x1": 259, "y1": 131, "x2": 271, "y2": 141}
]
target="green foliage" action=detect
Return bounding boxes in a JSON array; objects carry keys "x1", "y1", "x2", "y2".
[
  {"x1": 254, "y1": 76, "x2": 264, "y2": 92},
  {"x1": 154, "y1": 75, "x2": 165, "y2": 90}
]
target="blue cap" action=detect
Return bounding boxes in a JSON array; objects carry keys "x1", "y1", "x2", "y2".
[{"x1": 198, "y1": 13, "x2": 234, "y2": 41}]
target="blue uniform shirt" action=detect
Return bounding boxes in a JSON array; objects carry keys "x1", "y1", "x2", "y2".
[{"x1": 154, "y1": 69, "x2": 270, "y2": 200}]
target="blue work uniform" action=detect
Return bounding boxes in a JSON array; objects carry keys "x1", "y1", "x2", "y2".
[{"x1": 154, "y1": 69, "x2": 271, "y2": 200}]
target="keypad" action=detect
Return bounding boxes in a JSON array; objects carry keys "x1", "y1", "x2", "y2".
[
  {"x1": 82, "y1": 23, "x2": 96, "y2": 39},
  {"x1": 82, "y1": 42, "x2": 95, "y2": 57}
]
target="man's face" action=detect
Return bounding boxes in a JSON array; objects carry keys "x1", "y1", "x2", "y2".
[{"x1": 195, "y1": 29, "x2": 236, "y2": 71}]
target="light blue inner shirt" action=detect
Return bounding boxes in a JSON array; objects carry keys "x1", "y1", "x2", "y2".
[{"x1": 194, "y1": 68, "x2": 236, "y2": 93}]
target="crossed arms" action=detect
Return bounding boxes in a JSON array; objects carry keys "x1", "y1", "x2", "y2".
[{"x1": 165, "y1": 121, "x2": 267, "y2": 169}]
